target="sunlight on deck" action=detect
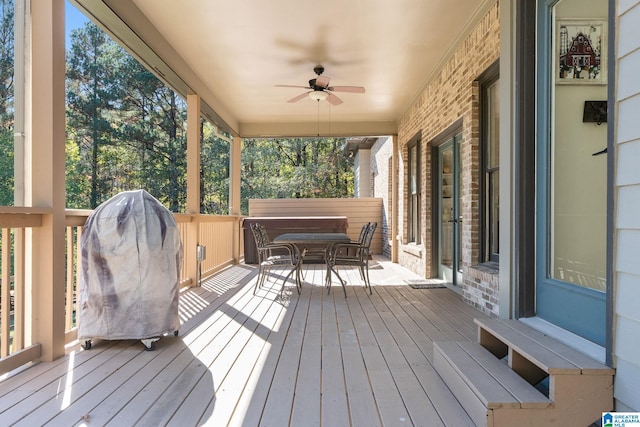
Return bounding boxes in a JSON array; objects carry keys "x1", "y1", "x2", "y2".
[
  {"x1": 59, "y1": 351, "x2": 75, "y2": 410},
  {"x1": 0, "y1": 259, "x2": 486, "y2": 426}
]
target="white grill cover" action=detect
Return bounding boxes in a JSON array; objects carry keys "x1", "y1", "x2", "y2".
[{"x1": 78, "y1": 190, "x2": 182, "y2": 340}]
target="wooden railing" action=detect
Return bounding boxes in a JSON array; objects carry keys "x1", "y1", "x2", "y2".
[
  {"x1": 64, "y1": 210, "x2": 92, "y2": 346},
  {"x1": 2, "y1": 198, "x2": 381, "y2": 374},
  {"x1": 0, "y1": 208, "x2": 242, "y2": 375},
  {"x1": 0, "y1": 207, "x2": 46, "y2": 373},
  {"x1": 173, "y1": 213, "x2": 241, "y2": 287}
]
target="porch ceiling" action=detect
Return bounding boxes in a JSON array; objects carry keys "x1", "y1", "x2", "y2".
[{"x1": 73, "y1": 0, "x2": 493, "y2": 138}]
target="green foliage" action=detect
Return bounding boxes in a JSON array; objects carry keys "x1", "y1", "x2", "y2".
[
  {"x1": 0, "y1": 0, "x2": 13, "y2": 128},
  {"x1": 201, "y1": 121, "x2": 229, "y2": 214},
  {"x1": 66, "y1": 23, "x2": 127, "y2": 208},
  {"x1": 0, "y1": 0, "x2": 13, "y2": 205},
  {"x1": 66, "y1": 22, "x2": 188, "y2": 211},
  {"x1": 0, "y1": 14, "x2": 354, "y2": 213},
  {"x1": 0, "y1": 127, "x2": 13, "y2": 205},
  {"x1": 65, "y1": 137, "x2": 89, "y2": 208},
  {"x1": 241, "y1": 138, "x2": 354, "y2": 214}
]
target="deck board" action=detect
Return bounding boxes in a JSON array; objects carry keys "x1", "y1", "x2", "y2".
[
  {"x1": 290, "y1": 284, "x2": 323, "y2": 427},
  {"x1": 334, "y1": 288, "x2": 382, "y2": 427},
  {"x1": 257, "y1": 283, "x2": 311, "y2": 426},
  {"x1": 345, "y1": 287, "x2": 412, "y2": 426},
  {"x1": 375, "y1": 286, "x2": 475, "y2": 426},
  {"x1": 228, "y1": 286, "x2": 300, "y2": 426},
  {"x1": 320, "y1": 289, "x2": 351, "y2": 427},
  {"x1": 356, "y1": 287, "x2": 445, "y2": 426},
  {"x1": 0, "y1": 257, "x2": 487, "y2": 426}
]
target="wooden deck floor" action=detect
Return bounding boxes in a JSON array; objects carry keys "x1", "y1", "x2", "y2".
[{"x1": 0, "y1": 258, "x2": 488, "y2": 426}]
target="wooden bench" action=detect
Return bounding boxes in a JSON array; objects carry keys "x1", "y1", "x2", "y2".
[{"x1": 433, "y1": 318, "x2": 614, "y2": 426}]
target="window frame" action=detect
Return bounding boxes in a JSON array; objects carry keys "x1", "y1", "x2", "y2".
[
  {"x1": 479, "y1": 61, "x2": 500, "y2": 263},
  {"x1": 407, "y1": 137, "x2": 421, "y2": 244}
]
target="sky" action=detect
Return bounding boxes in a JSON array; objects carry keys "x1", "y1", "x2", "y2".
[{"x1": 65, "y1": 0, "x2": 89, "y2": 47}]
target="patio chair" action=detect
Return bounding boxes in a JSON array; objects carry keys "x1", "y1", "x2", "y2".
[
  {"x1": 327, "y1": 222, "x2": 377, "y2": 296},
  {"x1": 250, "y1": 222, "x2": 301, "y2": 297}
]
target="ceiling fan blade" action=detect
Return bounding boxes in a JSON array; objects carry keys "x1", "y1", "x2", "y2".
[
  {"x1": 326, "y1": 92, "x2": 343, "y2": 106},
  {"x1": 287, "y1": 91, "x2": 311, "y2": 103},
  {"x1": 328, "y1": 85, "x2": 365, "y2": 93},
  {"x1": 315, "y1": 75, "x2": 331, "y2": 88},
  {"x1": 276, "y1": 84, "x2": 311, "y2": 89}
]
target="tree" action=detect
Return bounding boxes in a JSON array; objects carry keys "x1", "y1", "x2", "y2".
[
  {"x1": 118, "y1": 55, "x2": 187, "y2": 211},
  {"x1": 64, "y1": 21, "x2": 353, "y2": 215},
  {"x1": 201, "y1": 120, "x2": 229, "y2": 214},
  {"x1": 0, "y1": 0, "x2": 13, "y2": 205},
  {"x1": 241, "y1": 137, "x2": 354, "y2": 214},
  {"x1": 0, "y1": 0, "x2": 13, "y2": 126},
  {"x1": 66, "y1": 22, "x2": 189, "y2": 211},
  {"x1": 66, "y1": 22, "x2": 125, "y2": 208}
]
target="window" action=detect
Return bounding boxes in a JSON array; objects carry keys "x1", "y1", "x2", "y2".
[
  {"x1": 408, "y1": 139, "x2": 421, "y2": 244},
  {"x1": 480, "y1": 65, "x2": 499, "y2": 262}
]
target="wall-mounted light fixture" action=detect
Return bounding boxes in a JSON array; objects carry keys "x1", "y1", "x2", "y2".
[{"x1": 583, "y1": 100, "x2": 607, "y2": 125}]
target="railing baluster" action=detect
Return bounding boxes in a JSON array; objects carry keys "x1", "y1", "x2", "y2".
[
  {"x1": 75, "y1": 227, "x2": 82, "y2": 329},
  {"x1": 65, "y1": 226, "x2": 74, "y2": 331},
  {"x1": 1, "y1": 228, "x2": 10, "y2": 357},
  {"x1": 14, "y1": 228, "x2": 25, "y2": 350}
]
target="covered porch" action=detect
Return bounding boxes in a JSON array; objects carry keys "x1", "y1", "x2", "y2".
[
  {"x1": 0, "y1": 259, "x2": 484, "y2": 426},
  {"x1": 1, "y1": 0, "x2": 628, "y2": 421}
]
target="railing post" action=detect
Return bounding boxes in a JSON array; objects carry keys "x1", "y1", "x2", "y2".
[
  {"x1": 185, "y1": 94, "x2": 201, "y2": 285},
  {"x1": 392, "y1": 134, "x2": 399, "y2": 263},
  {"x1": 27, "y1": 0, "x2": 66, "y2": 361},
  {"x1": 229, "y1": 136, "x2": 242, "y2": 262}
]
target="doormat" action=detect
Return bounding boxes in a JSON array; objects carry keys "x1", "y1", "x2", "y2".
[{"x1": 405, "y1": 279, "x2": 447, "y2": 289}]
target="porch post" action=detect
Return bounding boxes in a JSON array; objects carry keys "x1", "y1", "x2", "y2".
[
  {"x1": 229, "y1": 136, "x2": 242, "y2": 262},
  {"x1": 185, "y1": 93, "x2": 201, "y2": 285},
  {"x1": 391, "y1": 134, "x2": 399, "y2": 263},
  {"x1": 28, "y1": 0, "x2": 66, "y2": 361}
]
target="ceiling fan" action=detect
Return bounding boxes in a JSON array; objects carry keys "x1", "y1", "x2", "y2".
[{"x1": 276, "y1": 65, "x2": 365, "y2": 106}]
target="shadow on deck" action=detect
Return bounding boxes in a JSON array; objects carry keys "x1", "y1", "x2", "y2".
[{"x1": 0, "y1": 257, "x2": 487, "y2": 426}]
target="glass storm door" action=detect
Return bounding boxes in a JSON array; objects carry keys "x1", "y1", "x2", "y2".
[
  {"x1": 535, "y1": 0, "x2": 607, "y2": 346},
  {"x1": 437, "y1": 135, "x2": 462, "y2": 285}
]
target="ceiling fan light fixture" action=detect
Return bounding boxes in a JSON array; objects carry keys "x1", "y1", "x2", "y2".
[{"x1": 309, "y1": 90, "x2": 328, "y2": 101}]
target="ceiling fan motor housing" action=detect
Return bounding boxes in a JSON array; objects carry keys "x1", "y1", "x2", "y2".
[{"x1": 309, "y1": 78, "x2": 326, "y2": 91}]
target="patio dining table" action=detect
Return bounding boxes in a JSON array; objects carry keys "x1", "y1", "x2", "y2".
[{"x1": 273, "y1": 232, "x2": 351, "y2": 294}]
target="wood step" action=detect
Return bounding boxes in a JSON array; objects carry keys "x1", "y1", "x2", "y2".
[
  {"x1": 434, "y1": 318, "x2": 615, "y2": 426},
  {"x1": 434, "y1": 341, "x2": 551, "y2": 427},
  {"x1": 474, "y1": 318, "x2": 614, "y2": 377}
]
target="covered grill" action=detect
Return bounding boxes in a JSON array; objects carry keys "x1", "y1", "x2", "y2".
[{"x1": 78, "y1": 190, "x2": 182, "y2": 350}]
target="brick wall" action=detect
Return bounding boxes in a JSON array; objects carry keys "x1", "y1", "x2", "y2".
[
  {"x1": 394, "y1": 3, "x2": 500, "y2": 300},
  {"x1": 371, "y1": 136, "x2": 393, "y2": 258},
  {"x1": 465, "y1": 264, "x2": 499, "y2": 318}
]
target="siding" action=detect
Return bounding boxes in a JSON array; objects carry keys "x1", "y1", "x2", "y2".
[
  {"x1": 248, "y1": 198, "x2": 384, "y2": 254},
  {"x1": 614, "y1": 0, "x2": 640, "y2": 412}
]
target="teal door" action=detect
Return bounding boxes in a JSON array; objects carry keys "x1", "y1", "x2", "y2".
[
  {"x1": 535, "y1": 0, "x2": 607, "y2": 346},
  {"x1": 436, "y1": 135, "x2": 462, "y2": 285}
]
